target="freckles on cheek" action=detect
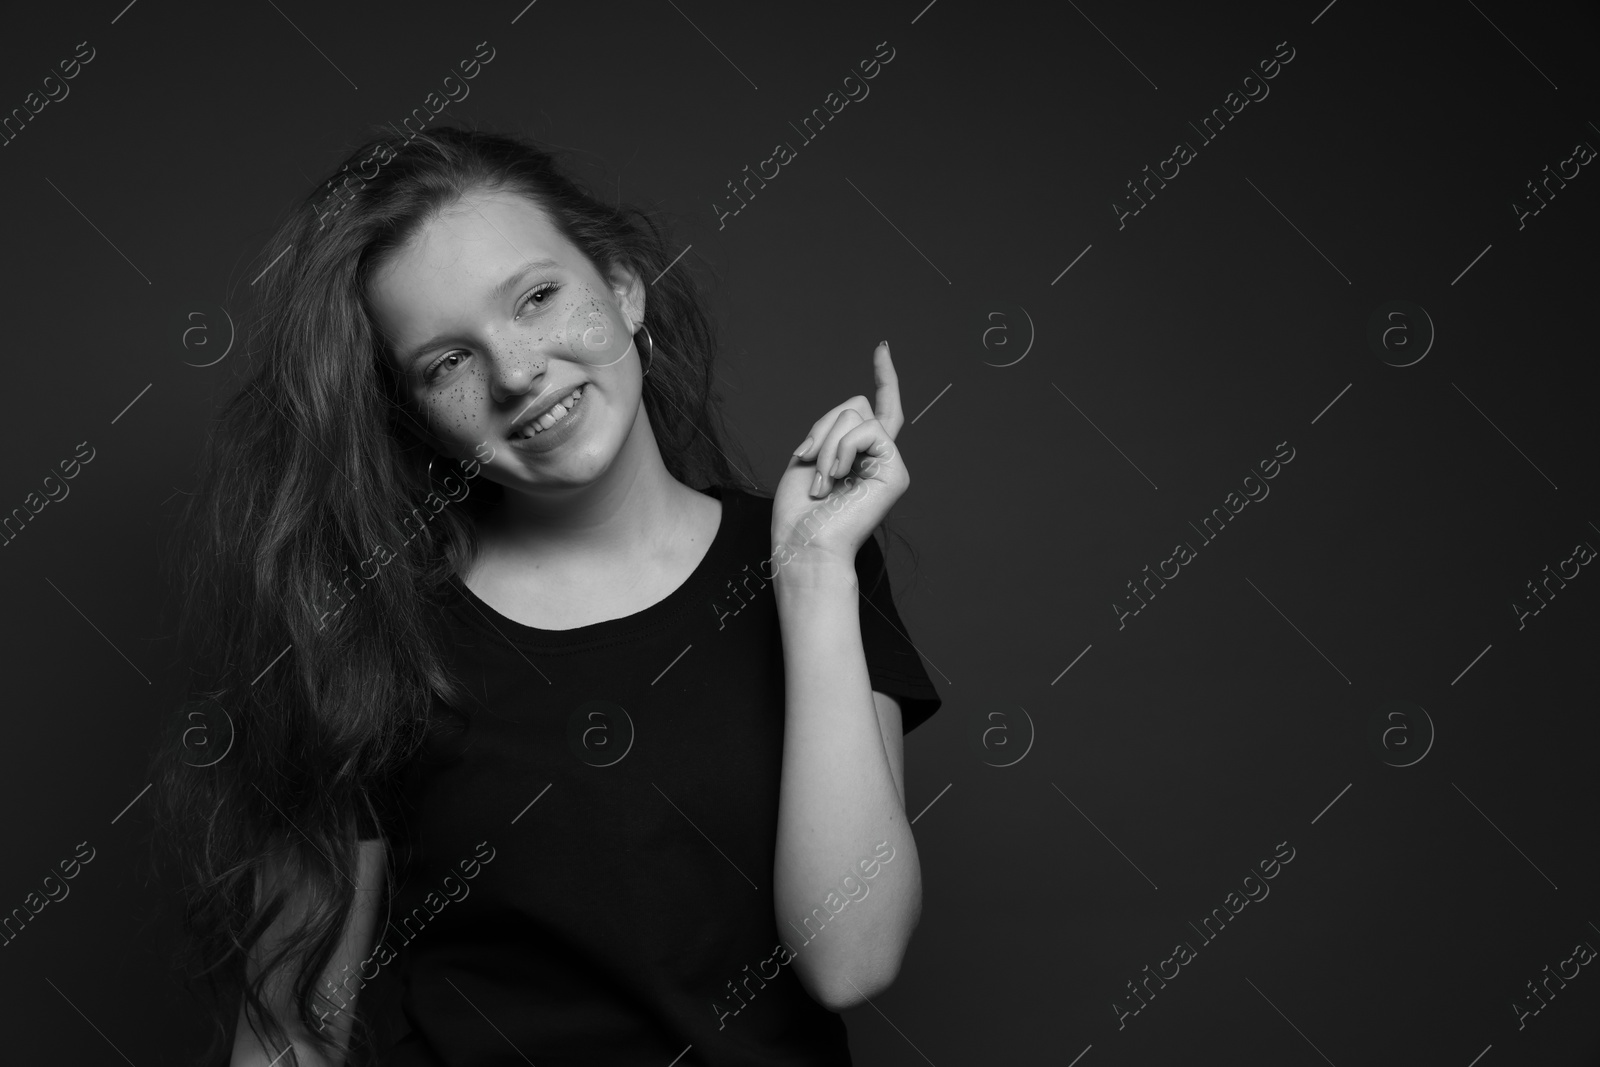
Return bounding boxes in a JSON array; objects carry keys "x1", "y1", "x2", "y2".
[{"x1": 425, "y1": 371, "x2": 492, "y2": 444}]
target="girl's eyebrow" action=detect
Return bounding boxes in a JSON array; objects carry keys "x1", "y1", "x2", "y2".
[{"x1": 401, "y1": 257, "x2": 564, "y2": 364}]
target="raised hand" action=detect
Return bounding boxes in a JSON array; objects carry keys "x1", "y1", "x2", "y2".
[{"x1": 770, "y1": 341, "x2": 909, "y2": 570}]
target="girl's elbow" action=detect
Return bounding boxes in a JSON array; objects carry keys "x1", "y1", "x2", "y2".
[
  {"x1": 802, "y1": 932, "x2": 914, "y2": 1011},
  {"x1": 797, "y1": 890, "x2": 922, "y2": 1010},
  {"x1": 816, "y1": 960, "x2": 903, "y2": 1011}
]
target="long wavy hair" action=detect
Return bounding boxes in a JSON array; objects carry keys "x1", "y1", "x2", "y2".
[{"x1": 146, "y1": 125, "x2": 755, "y2": 1066}]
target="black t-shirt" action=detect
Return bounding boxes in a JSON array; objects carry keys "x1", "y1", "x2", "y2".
[{"x1": 357, "y1": 485, "x2": 941, "y2": 1066}]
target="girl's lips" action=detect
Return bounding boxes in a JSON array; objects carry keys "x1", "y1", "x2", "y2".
[{"x1": 507, "y1": 384, "x2": 589, "y2": 454}]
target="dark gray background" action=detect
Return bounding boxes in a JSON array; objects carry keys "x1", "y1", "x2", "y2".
[{"x1": 1, "y1": 0, "x2": 1596, "y2": 1063}]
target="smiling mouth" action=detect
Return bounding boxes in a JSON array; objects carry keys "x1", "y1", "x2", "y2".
[{"x1": 510, "y1": 384, "x2": 587, "y2": 439}]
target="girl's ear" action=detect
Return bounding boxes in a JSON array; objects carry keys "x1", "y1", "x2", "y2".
[{"x1": 607, "y1": 261, "x2": 647, "y2": 332}]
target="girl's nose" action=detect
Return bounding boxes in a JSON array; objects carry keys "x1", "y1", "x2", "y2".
[{"x1": 488, "y1": 347, "x2": 546, "y2": 403}]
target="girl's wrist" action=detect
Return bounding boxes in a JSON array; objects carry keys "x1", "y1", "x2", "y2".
[{"x1": 770, "y1": 545, "x2": 858, "y2": 599}]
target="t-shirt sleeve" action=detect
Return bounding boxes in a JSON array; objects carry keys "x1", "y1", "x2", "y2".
[{"x1": 854, "y1": 529, "x2": 942, "y2": 734}]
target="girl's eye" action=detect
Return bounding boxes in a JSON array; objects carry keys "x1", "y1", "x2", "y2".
[
  {"x1": 422, "y1": 350, "x2": 466, "y2": 384},
  {"x1": 516, "y1": 281, "x2": 559, "y2": 318},
  {"x1": 421, "y1": 283, "x2": 561, "y2": 384}
]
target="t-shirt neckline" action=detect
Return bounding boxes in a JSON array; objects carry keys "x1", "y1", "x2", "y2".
[{"x1": 444, "y1": 484, "x2": 739, "y2": 650}]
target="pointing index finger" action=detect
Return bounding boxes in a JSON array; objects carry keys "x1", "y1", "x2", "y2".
[{"x1": 874, "y1": 341, "x2": 903, "y2": 439}]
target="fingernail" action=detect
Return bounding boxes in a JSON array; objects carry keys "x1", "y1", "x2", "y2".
[
  {"x1": 879, "y1": 340, "x2": 889, "y2": 349},
  {"x1": 831, "y1": 457, "x2": 844, "y2": 477},
  {"x1": 793, "y1": 435, "x2": 813, "y2": 457},
  {"x1": 811, "y1": 470, "x2": 823, "y2": 496}
]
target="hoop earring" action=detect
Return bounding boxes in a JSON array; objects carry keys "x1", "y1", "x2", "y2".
[
  {"x1": 635, "y1": 325, "x2": 654, "y2": 378},
  {"x1": 426, "y1": 455, "x2": 457, "y2": 492}
]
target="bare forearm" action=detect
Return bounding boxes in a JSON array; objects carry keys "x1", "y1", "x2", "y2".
[{"x1": 772, "y1": 558, "x2": 921, "y2": 1010}]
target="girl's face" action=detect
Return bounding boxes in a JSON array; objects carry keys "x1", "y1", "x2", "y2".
[{"x1": 368, "y1": 188, "x2": 648, "y2": 497}]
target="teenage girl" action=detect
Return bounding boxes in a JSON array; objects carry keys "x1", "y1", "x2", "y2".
[{"x1": 152, "y1": 126, "x2": 941, "y2": 1066}]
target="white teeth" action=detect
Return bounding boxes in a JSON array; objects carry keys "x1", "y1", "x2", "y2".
[{"x1": 516, "y1": 386, "x2": 584, "y2": 438}]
